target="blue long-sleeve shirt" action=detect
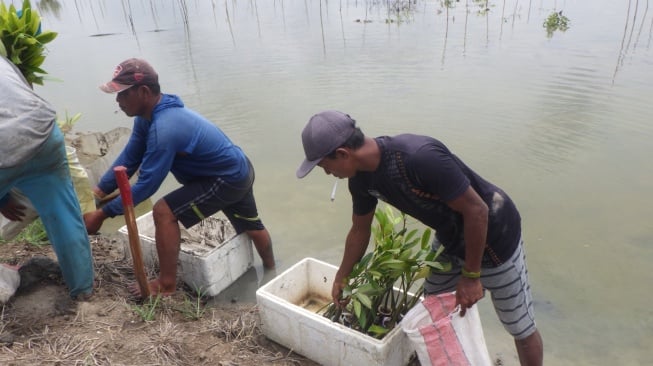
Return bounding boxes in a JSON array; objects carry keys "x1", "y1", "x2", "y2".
[{"x1": 98, "y1": 94, "x2": 248, "y2": 217}]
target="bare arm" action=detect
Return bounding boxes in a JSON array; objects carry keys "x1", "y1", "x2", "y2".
[
  {"x1": 446, "y1": 185, "x2": 488, "y2": 315},
  {"x1": 331, "y1": 210, "x2": 375, "y2": 305}
]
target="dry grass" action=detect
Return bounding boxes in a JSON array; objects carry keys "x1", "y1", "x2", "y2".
[
  {"x1": 138, "y1": 319, "x2": 188, "y2": 365},
  {"x1": 0, "y1": 234, "x2": 319, "y2": 366}
]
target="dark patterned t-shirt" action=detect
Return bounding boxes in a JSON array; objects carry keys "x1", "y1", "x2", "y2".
[{"x1": 349, "y1": 134, "x2": 521, "y2": 266}]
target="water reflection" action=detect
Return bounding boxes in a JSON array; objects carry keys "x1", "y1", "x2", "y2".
[
  {"x1": 31, "y1": 0, "x2": 590, "y2": 62},
  {"x1": 613, "y1": 0, "x2": 652, "y2": 83},
  {"x1": 224, "y1": 0, "x2": 236, "y2": 46},
  {"x1": 36, "y1": 0, "x2": 61, "y2": 18},
  {"x1": 123, "y1": 0, "x2": 141, "y2": 47}
]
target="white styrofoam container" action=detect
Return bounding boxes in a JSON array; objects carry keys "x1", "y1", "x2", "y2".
[
  {"x1": 118, "y1": 211, "x2": 253, "y2": 296},
  {"x1": 256, "y1": 257, "x2": 415, "y2": 366}
]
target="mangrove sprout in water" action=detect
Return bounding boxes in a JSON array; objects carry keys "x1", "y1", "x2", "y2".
[{"x1": 544, "y1": 10, "x2": 570, "y2": 38}]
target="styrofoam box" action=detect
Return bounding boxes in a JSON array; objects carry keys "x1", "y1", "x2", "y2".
[
  {"x1": 118, "y1": 211, "x2": 253, "y2": 296},
  {"x1": 256, "y1": 257, "x2": 415, "y2": 366}
]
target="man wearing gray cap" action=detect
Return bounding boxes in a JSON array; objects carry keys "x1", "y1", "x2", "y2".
[
  {"x1": 84, "y1": 58, "x2": 275, "y2": 296},
  {"x1": 297, "y1": 110, "x2": 543, "y2": 366}
]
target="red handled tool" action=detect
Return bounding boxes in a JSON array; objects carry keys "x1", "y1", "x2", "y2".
[{"x1": 114, "y1": 166, "x2": 151, "y2": 299}]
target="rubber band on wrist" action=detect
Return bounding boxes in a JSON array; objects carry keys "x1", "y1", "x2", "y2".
[{"x1": 461, "y1": 268, "x2": 481, "y2": 279}]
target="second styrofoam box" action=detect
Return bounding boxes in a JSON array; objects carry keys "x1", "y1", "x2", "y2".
[
  {"x1": 118, "y1": 211, "x2": 253, "y2": 296},
  {"x1": 256, "y1": 257, "x2": 415, "y2": 366}
]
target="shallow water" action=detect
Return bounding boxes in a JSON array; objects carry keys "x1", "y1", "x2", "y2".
[{"x1": 23, "y1": 0, "x2": 653, "y2": 364}]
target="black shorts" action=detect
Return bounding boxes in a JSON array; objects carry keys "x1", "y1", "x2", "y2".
[{"x1": 163, "y1": 162, "x2": 265, "y2": 233}]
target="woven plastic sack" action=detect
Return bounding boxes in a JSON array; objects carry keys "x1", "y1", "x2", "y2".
[
  {"x1": 401, "y1": 291, "x2": 492, "y2": 366},
  {"x1": 65, "y1": 146, "x2": 96, "y2": 214}
]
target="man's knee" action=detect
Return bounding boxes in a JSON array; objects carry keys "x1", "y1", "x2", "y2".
[
  {"x1": 516, "y1": 329, "x2": 542, "y2": 344},
  {"x1": 152, "y1": 199, "x2": 175, "y2": 221}
]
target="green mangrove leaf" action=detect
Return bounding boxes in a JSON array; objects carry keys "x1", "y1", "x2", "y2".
[
  {"x1": 378, "y1": 258, "x2": 408, "y2": 270},
  {"x1": 398, "y1": 248, "x2": 413, "y2": 261},
  {"x1": 420, "y1": 229, "x2": 432, "y2": 248},
  {"x1": 358, "y1": 307, "x2": 369, "y2": 329},
  {"x1": 367, "y1": 270, "x2": 382, "y2": 278},
  {"x1": 354, "y1": 292, "x2": 373, "y2": 309},
  {"x1": 424, "y1": 260, "x2": 449, "y2": 272},
  {"x1": 353, "y1": 300, "x2": 362, "y2": 319},
  {"x1": 415, "y1": 266, "x2": 431, "y2": 280},
  {"x1": 367, "y1": 324, "x2": 390, "y2": 338},
  {"x1": 35, "y1": 30, "x2": 57, "y2": 43},
  {"x1": 356, "y1": 283, "x2": 379, "y2": 295},
  {"x1": 404, "y1": 228, "x2": 417, "y2": 242}
]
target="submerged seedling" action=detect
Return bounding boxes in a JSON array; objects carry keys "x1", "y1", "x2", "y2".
[{"x1": 544, "y1": 10, "x2": 570, "y2": 38}]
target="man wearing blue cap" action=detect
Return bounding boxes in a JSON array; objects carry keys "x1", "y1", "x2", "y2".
[{"x1": 297, "y1": 110, "x2": 543, "y2": 366}]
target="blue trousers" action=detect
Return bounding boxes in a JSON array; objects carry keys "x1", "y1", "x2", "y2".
[{"x1": 0, "y1": 125, "x2": 94, "y2": 297}]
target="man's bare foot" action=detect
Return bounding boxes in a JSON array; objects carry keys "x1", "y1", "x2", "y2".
[{"x1": 128, "y1": 278, "x2": 175, "y2": 298}]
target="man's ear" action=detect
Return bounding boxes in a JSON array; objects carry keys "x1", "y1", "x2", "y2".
[
  {"x1": 136, "y1": 85, "x2": 153, "y2": 98},
  {"x1": 144, "y1": 85, "x2": 154, "y2": 96},
  {"x1": 334, "y1": 147, "x2": 351, "y2": 159}
]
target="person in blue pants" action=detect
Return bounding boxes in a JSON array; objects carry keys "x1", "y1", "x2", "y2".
[{"x1": 0, "y1": 55, "x2": 94, "y2": 300}]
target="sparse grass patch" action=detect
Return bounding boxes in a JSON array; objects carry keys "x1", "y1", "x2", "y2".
[
  {"x1": 176, "y1": 286, "x2": 207, "y2": 320},
  {"x1": 132, "y1": 294, "x2": 162, "y2": 322},
  {"x1": 4, "y1": 219, "x2": 49, "y2": 246}
]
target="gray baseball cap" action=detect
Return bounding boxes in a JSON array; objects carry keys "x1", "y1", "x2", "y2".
[{"x1": 296, "y1": 110, "x2": 356, "y2": 178}]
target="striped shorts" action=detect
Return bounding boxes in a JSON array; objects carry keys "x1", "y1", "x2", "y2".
[{"x1": 423, "y1": 240, "x2": 537, "y2": 340}]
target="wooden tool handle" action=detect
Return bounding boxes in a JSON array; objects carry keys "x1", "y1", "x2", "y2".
[{"x1": 114, "y1": 166, "x2": 151, "y2": 298}]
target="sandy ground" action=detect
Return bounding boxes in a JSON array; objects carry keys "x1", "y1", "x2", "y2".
[{"x1": 0, "y1": 233, "x2": 320, "y2": 366}]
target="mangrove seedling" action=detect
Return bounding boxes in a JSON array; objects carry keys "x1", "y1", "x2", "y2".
[
  {"x1": 323, "y1": 205, "x2": 445, "y2": 339},
  {"x1": 0, "y1": 0, "x2": 57, "y2": 85},
  {"x1": 543, "y1": 10, "x2": 570, "y2": 38}
]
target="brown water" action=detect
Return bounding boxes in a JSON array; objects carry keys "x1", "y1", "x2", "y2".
[
  {"x1": 299, "y1": 295, "x2": 331, "y2": 315},
  {"x1": 30, "y1": 0, "x2": 653, "y2": 364}
]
